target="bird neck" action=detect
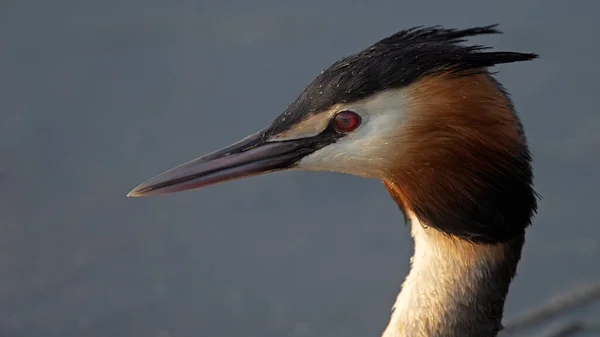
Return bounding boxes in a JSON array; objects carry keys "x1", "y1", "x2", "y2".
[{"x1": 381, "y1": 213, "x2": 524, "y2": 337}]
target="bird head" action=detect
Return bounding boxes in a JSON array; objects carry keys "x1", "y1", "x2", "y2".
[{"x1": 128, "y1": 25, "x2": 538, "y2": 244}]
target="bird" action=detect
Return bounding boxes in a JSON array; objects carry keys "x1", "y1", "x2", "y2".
[{"x1": 128, "y1": 25, "x2": 539, "y2": 337}]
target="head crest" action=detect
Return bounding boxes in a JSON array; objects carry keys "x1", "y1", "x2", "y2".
[{"x1": 267, "y1": 25, "x2": 538, "y2": 136}]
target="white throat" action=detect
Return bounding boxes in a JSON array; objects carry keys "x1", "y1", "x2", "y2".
[{"x1": 381, "y1": 213, "x2": 519, "y2": 337}]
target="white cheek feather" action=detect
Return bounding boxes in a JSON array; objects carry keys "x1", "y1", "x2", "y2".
[
  {"x1": 296, "y1": 89, "x2": 409, "y2": 177},
  {"x1": 268, "y1": 110, "x2": 337, "y2": 141}
]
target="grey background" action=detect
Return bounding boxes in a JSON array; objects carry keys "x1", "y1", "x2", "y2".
[{"x1": 1, "y1": 0, "x2": 599, "y2": 336}]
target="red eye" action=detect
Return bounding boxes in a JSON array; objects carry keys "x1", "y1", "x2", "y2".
[{"x1": 333, "y1": 110, "x2": 361, "y2": 132}]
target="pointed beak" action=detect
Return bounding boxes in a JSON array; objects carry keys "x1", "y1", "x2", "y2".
[{"x1": 127, "y1": 131, "x2": 314, "y2": 197}]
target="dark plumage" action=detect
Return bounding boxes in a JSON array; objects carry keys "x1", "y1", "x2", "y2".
[{"x1": 266, "y1": 24, "x2": 538, "y2": 136}]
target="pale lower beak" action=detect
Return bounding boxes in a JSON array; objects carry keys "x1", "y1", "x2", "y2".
[{"x1": 127, "y1": 132, "x2": 314, "y2": 197}]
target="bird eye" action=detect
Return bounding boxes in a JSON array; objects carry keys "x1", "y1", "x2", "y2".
[{"x1": 332, "y1": 110, "x2": 361, "y2": 133}]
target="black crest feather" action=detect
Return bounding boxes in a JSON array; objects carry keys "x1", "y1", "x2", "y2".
[{"x1": 267, "y1": 25, "x2": 538, "y2": 136}]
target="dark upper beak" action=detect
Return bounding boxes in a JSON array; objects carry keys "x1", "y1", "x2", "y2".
[{"x1": 127, "y1": 131, "x2": 316, "y2": 197}]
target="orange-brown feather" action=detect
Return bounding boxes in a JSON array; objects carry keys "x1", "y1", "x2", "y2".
[{"x1": 383, "y1": 71, "x2": 537, "y2": 243}]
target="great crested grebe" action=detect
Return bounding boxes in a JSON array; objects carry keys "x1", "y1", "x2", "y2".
[{"x1": 129, "y1": 25, "x2": 538, "y2": 337}]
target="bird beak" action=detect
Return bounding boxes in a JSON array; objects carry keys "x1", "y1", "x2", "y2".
[{"x1": 127, "y1": 131, "x2": 312, "y2": 197}]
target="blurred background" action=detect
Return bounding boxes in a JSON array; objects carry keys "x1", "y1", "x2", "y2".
[{"x1": 1, "y1": 0, "x2": 599, "y2": 336}]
